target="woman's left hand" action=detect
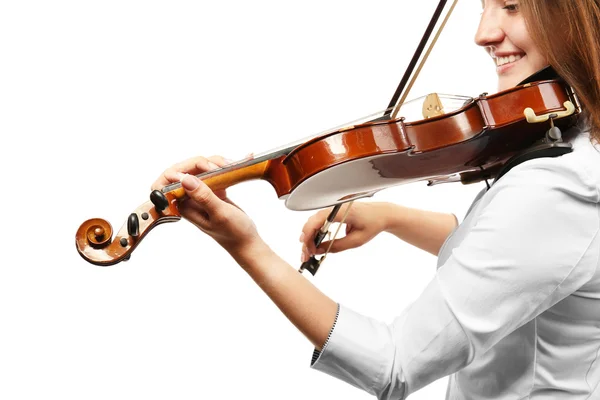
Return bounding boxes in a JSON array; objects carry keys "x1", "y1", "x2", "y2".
[{"x1": 151, "y1": 155, "x2": 260, "y2": 254}]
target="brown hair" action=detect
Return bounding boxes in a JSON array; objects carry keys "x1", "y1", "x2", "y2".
[{"x1": 520, "y1": 0, "x2": 600, "y2": 142}]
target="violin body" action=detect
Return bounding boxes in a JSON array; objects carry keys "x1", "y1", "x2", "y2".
[
  {"x1": 76, "y1": 78, "x2": 580, "y2": 266},
  {"x1": 274, "y1": 79, "x2": 579, "y2": 209}
]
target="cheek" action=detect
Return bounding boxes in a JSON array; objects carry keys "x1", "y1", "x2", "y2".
[
  {"x1": 528, "y1": 52, "x2": 549, "y2": 72},
  {"x1": 511, "y1": 23, "x2": 548, "y2": 68},
  {"x1": 511, "y1": 20, "x2": 534, "y2": 51}
]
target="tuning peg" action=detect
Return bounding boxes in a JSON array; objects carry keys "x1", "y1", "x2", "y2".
[
  {"x1": 150, "y1": 190, "x2": 169, "y2": 211},
  {"x1": 127, "y1": 213, "x2": 139, "y2": 237}
]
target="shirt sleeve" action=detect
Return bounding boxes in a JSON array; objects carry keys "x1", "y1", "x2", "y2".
[{"x1": 310, "y1": 159, "x2": 600, "y2": 399}]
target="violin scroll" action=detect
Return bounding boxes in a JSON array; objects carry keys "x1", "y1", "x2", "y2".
[
  {"x1": 81, "y1": 218, "x2": 113, "y2": 248},
  {"x1": 75, "y1": 192, "x2": 182, "y2": 266}
]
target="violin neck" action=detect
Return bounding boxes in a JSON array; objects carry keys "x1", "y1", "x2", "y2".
[
  {"x1": 200, "y1": 160, "x2": 272, "y2": 192},
  {"x1": 161, "y1": 146, "x2": 293, "y2": 199}
]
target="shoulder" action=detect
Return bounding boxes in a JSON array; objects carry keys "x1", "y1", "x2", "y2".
[
  {"x1": 445, "y1": 132, "x2": 600, "y2": 287},
  {"x1": 462, "y1": 130, "x2": 600, "y2": 266},
  {"x1": 486, "y1": 130, "x2": 600, "y2": 207}
]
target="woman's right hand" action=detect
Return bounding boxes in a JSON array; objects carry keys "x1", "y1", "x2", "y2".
[{"x1": 299, "y1": 202, "x2": 388, "y2": 262}]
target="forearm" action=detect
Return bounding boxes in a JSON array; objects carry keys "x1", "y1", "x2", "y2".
[
  {"x1": 380, "y1": 203, "x2": 458, "y2": 256},
  {"x1": 228, "y1": 239, "x2": 338, "y2": 350}
]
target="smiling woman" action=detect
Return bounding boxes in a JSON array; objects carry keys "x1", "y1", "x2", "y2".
[
  {"x1": 7, "y1": 0, "x2": 600, "y2": 399},
  {"x1": 136, "y1": 0, "x2": 600, "y2": 399},
  {"x1": 151, "y1": 1, "x2": 600, "y2": 399}
]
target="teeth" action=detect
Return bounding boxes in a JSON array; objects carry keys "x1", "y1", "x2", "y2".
[{"x1": 496, "y1": 54, "x2": 522, "y2": 66}]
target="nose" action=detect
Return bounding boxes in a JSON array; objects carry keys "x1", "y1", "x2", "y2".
[{"x1": 474, "y1": 8, "x2": 505, "y2": 48}]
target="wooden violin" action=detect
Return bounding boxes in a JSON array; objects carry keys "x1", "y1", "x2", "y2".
[{"x1": 75, "y1": 0, "x2": 581, "y2": 268}]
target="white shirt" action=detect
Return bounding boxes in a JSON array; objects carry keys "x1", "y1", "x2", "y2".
[{"x1": 311, "y1": 127, "x2": 600, "y2": 399}]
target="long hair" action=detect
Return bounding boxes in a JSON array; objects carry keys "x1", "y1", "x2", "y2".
[{"x1": 520, "y1": 0, "x2": 600, "y2": 142}]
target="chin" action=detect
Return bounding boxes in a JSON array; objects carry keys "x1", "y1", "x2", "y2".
[
  {"x1": 497, "y1": 81, "x2": 515, "y2": 92},
  {"x1": 497, "y1": 75, "x2": 526, "y2": 92},
  {"x1": 497, "y1": 66, "x2": 547, "y2": 92}
]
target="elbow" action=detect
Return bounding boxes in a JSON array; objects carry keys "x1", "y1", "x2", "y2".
[{"x1": 375, "y1": 370, "x2": 409, "y2": 400}]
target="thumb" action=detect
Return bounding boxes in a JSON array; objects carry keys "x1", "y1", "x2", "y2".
[{"x1": 181, "y1": 174, "x2": 220, "y2": 212}]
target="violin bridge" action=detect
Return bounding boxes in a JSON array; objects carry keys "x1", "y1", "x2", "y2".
[{"x1": 422, "y1": 93, "x2": 445, "y2": 119}]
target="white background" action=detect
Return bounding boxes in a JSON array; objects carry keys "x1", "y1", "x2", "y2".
[{"x1": 1, "y1": 1, "x2": 497, "y2": 399}]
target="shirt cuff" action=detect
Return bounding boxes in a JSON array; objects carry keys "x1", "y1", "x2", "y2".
[
  {"x1": 309, "y1": 303, "x2": 404, "y2": 397},
  {"x1": 311, "y1": 303, "x2": 340, "y2": 366}
]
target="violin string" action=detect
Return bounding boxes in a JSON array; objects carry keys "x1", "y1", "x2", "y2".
[
  {"x1": 161, "y1": 106, "x2": 402, "y2": 194},
  {"x1": 162, "y1": 90, "x2": 474, "y2": 194}
]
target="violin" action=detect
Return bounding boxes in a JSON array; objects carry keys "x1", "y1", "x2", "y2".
[{"x1": 75, "y1": 0, "x2": 581, "y2": 269}]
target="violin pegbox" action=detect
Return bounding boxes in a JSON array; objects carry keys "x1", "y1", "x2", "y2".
[{"x1": 75, "y1": 193, "x2": 181, "y2": 266}]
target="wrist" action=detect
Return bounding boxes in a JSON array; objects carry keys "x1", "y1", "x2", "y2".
[
  {"x1": 377, "y1": 202, "x2": 405, "y2": 234},
  {"x1": 226, "y1": 235, "x2": 273, "y2": 271}
]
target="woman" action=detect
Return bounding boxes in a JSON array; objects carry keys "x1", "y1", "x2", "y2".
[{"x1": 152, "y1": 0, "x2": 600, "y2": 398}]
